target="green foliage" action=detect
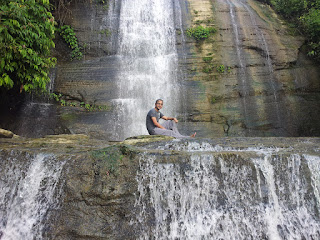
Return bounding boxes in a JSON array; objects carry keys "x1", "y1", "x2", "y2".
[
  {"x1": 50, "y1": 92, "x2": 110, "y2": 111},
  {"x1": 91, "y1": 146, "x2": 124, "y2": 176},
  {"x1": 103, "y1": 5, "x2": 109, "y2": 11},
  {"x1": 300, "y1": 8, "x2": 320, "y2": 60},
  {"x1": 0, "y1": 0, "x2": 56, "y2": 92},
  {"x1": 99, "y1": 28, "x2": 111, "y2": 37},
  {"x1": 270, "y1": 0, "x2": 320, "y2": 61},
  {"x1": 186, "y1": 26, "x2": 216, "y2": 41},
  {"x1": 202, "y1": 64, "x2": 231, "y2": 74},
  {"x1": 58, "y1": 25, "x2": 83, "y2": 60},
  {"x1": 216, "y1": 64, "x2": 225, "y2": 73},
  {"x1": 256, "y1": 0, "x2": 272, "y2": 4},
  {"x1": 96, "y1": 0, "x2": 107, "y2": 4},
  {"x1": 202, "y1": 65, "x2": 214, "y2": 73},
  {"x1": 272, "y1": 0, "x2": 307, "y2": 18},
  {"x1": 203, "y1": 57, "x2": 213, "y2": 62}
]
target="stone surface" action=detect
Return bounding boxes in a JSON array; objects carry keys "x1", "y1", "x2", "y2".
[
  {"x1": 182, "y1": 0, "x2": 320, "y2": 137},
  {"x1": 0, "y1": 128, "x2": 15, "y2": 138}
]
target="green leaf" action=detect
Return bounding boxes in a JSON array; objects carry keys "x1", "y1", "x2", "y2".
[{"x1": 0, "y1": 73, "x2": 14, "y2": 88}]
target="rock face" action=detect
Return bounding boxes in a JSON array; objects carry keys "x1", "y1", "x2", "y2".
[
  {"x1": 182, "y1": 0, "x2": 320, "y2": 137},
  {"x1": 53, "y1": 145, "x2": 139, "y2": 239},
  {"x1": 0, "y1": 128, "x2": 15, "y2": 138}
]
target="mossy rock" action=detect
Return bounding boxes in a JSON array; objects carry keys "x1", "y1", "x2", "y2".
[{"x1": 123, "y1": 135, "x2": 174, "y2": 146}]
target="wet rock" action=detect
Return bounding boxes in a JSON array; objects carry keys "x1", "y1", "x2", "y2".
[
  {"x1": 182, "y1": 0, "x2": 320, "y2": 137},
  {"x1": 123, "y1": 135, "x2": 174, "y2": 146},
  {"x1": 0, "y1": 128, "x2": 17, "y2": 138}
]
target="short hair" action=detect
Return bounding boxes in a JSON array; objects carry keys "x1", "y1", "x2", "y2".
[{"x1": 155, "y1": 99, "x2": 163, "y2": 104}]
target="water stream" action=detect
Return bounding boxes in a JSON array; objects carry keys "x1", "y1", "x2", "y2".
[
  {"x1": 225, "y1": 0, "x2": 252, "y2": 133},
  {"x1": 111, "y1": 0, "x2": 183, "y2": 140},
  {"x1": 134, "y1": 142, "x2": 320, "y2": 239},
  {"x1": 0, "y1": 153, "x2": 65, "y2": 240},
  {"x1": 238, "y1": 0, "x2": 282, "y2": 129},
  {"x1": 223, "y1": 0, "x2": 287, "y2": 135}
]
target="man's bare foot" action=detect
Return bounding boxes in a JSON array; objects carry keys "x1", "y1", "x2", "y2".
[{"x1": 190, "y1": 132, "x2": 196, "y2": 138}]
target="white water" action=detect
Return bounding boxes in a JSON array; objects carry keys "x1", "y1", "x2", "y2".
[
  {"x1": 0, "y1": 154, "x2": 65, "y2": 240},
  {"x1": 225, "y1": 0, "x2": 252, "y2": 134},
  {"x1": 135, "y1": 143, "x2": 320, "y2": 239},
  {"x1": 112, "y1": 0, "x2": 182, "y2": 140}
]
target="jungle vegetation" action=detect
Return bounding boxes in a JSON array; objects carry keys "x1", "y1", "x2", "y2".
[
  {"x1": 258, "y1": 0, "x2": 320, "y2": 61},
  {"x1": 0, "y1": 0, "x2": 56, "y2": 93}
]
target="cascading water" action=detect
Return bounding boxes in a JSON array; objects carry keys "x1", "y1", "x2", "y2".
[
  {"x1": 111, "y1": 0, "x2": 182, "y2": 140},
  {"x1": 134, "y1": 141, "x2": 320, "y2": 239},
  {"x1": 225, "y1": 0, "x2": 252, "y2": 133},
  {"x1": 238, "y1": 0, "x2": 282, "y2": 129},
  {"x1": 15, "y1": 68, "x2": 58, "y2": 138},
  {"x1": 0, "y1": 153, "x2": 65, "y2": 240},
  {"x1": 224, "y1": 0, "x2": 284, "y2": 135}
]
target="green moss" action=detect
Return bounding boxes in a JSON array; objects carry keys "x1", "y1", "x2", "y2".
[
  {"x1": 99, "y1": 28, "x2": 111, "y2": 37},
  {"x1": 216, "y1": 64, "x2": 225, "y2": 73},
  {"x1": 202, "y1": 65, "x2": 214, "y2": 73},
  {"x1": 91, "y1": 146, "x2": 123, "y2": 176},
  {"x1": 61, "y1": 113, "x2": 77, "y2": 122},
  {"x1": 203, "y1": 57, "x2": 213, "y2": 62}
]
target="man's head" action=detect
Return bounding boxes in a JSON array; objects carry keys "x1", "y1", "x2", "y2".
[{"x1": 155, "y1": 99, "x2": 163, "y2": 110}]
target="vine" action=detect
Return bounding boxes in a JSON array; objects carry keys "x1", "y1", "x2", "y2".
[
  {"x1": 58, "y1": 25, "x2": 83, "y2": 60},
  {"x1": 51, "y1": 93, "x2": 110, "y2": 111}
]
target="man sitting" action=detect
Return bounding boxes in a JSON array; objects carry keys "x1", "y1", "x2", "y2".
[{"x1": 146, "y1": 99, "x2": 196, "y2": 138}]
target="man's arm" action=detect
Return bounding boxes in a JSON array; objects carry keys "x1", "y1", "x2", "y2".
[
  {"x1": 162, "y1": 116, "x2": 178, "y2": 123},
  {"x1": 151, "y1": 117, "x2": 166, "y2": 129}
]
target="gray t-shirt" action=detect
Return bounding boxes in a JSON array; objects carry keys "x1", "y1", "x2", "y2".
[{"x1": 146, "y1": 108, "x2": 164, "y2": 134}]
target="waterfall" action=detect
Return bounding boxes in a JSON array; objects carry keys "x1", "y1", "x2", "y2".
[
  {"x1": 224, "y1": 0, "x2": 285, "y2": 134},
  {"x1": 225, "y1": 0, "x2": 253, "y2": 135},
  {"x1": 111, "y1": 0, "x2": 182, "y2": 140},
  {"x1": 134, "y1": 142, "x2": 320, "y2": 239},
  {"x1": 0, "y1": 153, "x2": 65, "y2": 240},
  {"x1": 238, "y1": 0, "x2": 282, "y2": 129},
  {"x1": 15, "y1": 68, "x2": 57, "y2": 138}
]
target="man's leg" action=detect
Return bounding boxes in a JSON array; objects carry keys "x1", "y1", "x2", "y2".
[
  {"x1": 153, "y1": 127, "x2": 177, "y2": 137},
  {"x1": 158, "y1": 120, "x2": 190, "y2": 139}
]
